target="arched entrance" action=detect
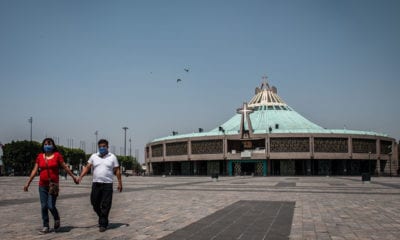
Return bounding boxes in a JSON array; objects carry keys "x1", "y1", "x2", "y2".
[{"x1": 228, "y1": 160, "x2": 267, "y2": 176}]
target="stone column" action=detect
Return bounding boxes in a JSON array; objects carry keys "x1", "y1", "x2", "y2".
[
  {"x1": 376, "y1": 139, "x2": 381, "y2": 176},
  {"x1": 346, "y1": 137, "x2": 352, "y2": 175},
  {"x1": 188, "y1": 139, "x2": 191, "y2": 160},
  {"x1": 148, "y1": 147, "x2": 152, "y2": 175},
  {"x1": 266, "y1": 135, "x2": 271, "y2": 175},
  {"x1": 163, "y1": 142, "x2": 166, "y2": 160}
]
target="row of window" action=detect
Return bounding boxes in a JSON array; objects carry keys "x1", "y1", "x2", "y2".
[{"x1": 148, "y1": 138, "x2": 392, "y2": 157}]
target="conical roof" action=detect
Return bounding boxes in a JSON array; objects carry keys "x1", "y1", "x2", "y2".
[
  {"x1": 151, "y1": 78, "x2": 386, "y2": 142},
  {"x1": 210, "y1": 80, "x2": 324, "y2": 134}
]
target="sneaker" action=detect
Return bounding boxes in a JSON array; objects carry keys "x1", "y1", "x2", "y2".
[
  {"x1": 39, "y1": 227, "x2": 49, "y2": 234},
  {"x1": 99, "y1": 226, "x2": 107, "y2": 232},
  {"x1": 54, "y1": 220, "x2": 60, "y2": 230}
]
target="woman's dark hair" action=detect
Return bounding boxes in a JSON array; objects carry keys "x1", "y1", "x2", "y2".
[
  {"x1": 98, "y1": 139, "x2": 109, "y2": 146},
  {"x1": 41, "y1": 138, "x2": 58, "y2": 153}
]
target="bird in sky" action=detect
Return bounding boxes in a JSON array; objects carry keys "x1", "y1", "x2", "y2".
[
  {"x1": 184, "y1": 68, "x2": 189, "y2": 72},
  {"x1": 177, "y1": 78, "x2": 182, "y2": 83}
]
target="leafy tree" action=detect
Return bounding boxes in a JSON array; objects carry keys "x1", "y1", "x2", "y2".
[
  {"x1": 58, "y1": 146, "x2": 86, "y2": 171},
  {"x1": 116, "y1": 155, "x2": 142, "y2": 173},
  {"x1": 1, "y1": 140, "x2": 144, "y2": 176},
  {"x1": 2, "y1": 140, "x2": 86, "y2": 176},
  {"x1": 2, "y1": 141, "x2": 41, "y2": 176}
]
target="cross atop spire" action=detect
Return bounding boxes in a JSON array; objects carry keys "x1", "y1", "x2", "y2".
[{"x1": 260, "y1": 75, "x2": 270, "y2": 90}]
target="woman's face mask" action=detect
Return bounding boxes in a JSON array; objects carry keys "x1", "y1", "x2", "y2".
[{"x1": 44, "y1": 145, "x2": 54, "y2": 153}]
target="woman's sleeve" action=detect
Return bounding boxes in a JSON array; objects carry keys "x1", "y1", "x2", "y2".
[
  {"x1": 58, "y1": 152, "x2": 65, "y2": 165},
  {"x1": 35, "y1": 154, "x2": 41, "y2": 165}
]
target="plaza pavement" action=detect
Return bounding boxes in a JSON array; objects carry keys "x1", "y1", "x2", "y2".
[{"x1": 0, "y1": 175, "x2": 399, "y2": 240}]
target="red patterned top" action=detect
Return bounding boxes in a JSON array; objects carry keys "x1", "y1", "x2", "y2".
[{"x1": 36, "y1": 152, "x2": 64, "y2": 187}]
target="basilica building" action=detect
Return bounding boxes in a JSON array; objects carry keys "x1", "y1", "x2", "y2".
[{"x1": 145, "y1": 79, "x2": 398, "y2": 176}]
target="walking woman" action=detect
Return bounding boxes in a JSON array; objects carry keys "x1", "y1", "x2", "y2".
[{"x1": 24, "y1": 138, "x2": 78, "y2": 234}]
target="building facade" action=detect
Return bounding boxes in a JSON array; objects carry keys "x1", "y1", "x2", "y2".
[{"x1": 145, "y1": 80, "x2": 398, "y2": 176}]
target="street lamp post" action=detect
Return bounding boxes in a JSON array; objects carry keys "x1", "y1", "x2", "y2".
[
  {"x1": 122, "y1": 127, "x2": 128, "y2": 156},
  {"x1": 28, "y1": 117, "x2": 33, "y2": 142},
  {"x1": 219, "y1": 126, "x2": 226, "y2": 177},
  {"x1": 95, "y1": 130, "x2": 98, "y2": 143},
  {"x1": 388, "y1": 144, "x2": 392, "y2": 177},
  {"x1": 219, "y1": 126, "x2": 226, "y2": 159},
  {"x1": 129, "y1": 138, "x2": 132, "y2": 157},
  {"x1": 389, "y1": 153, "x2": 392, "y2": 177}
]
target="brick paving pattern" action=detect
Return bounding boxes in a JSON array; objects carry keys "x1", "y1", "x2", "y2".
[{"x1": 0, "y1": 176, "x2": 399, "y2": 239}]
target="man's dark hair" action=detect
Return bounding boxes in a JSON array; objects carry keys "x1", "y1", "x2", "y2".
[
  {"x1": 41, "y1": 138, "x2": 59, "y2": 152},
  {"x1": 98, "y1": 139, "x2": 109, "y2": 146}
]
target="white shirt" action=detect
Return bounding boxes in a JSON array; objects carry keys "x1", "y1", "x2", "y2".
[{"x1": 88, "y1": 152, "x2": 119, "y2": 183}]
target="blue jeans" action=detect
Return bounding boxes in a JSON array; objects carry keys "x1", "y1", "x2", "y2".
[{"x1": 39, "y1": 186, "x2": 60, "y2": 227}]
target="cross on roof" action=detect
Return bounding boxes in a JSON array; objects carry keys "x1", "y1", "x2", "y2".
[
  {"x1": 237, "y1": 102, "x2": 254, "y2": 139},
  {"x1": 237, "y1": 102, "x2": 254, "y2": 116},
  {"x1": 261, "y1": 75, "x2": 270, "y2": 90}
]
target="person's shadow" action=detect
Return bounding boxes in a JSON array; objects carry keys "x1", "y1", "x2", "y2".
[{"x1": 56, "y1": 223, "x2": 129, "y2": 232}]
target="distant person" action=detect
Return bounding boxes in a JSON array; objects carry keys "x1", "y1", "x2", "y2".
[
  {"x1": 78, "y1": 139, "x2": 122, "y2": 232},
  {"x1": 24, "y1": 138, "x2": 78, "y2": 234}
]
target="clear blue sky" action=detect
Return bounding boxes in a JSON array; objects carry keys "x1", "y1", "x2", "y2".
[{"x1": 1, "y1": 0, "x2": 399, "y2": 162}]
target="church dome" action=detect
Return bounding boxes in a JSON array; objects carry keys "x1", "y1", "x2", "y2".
[{"x1": 211, "y1": 78, "x2": 324, "y2": 134}]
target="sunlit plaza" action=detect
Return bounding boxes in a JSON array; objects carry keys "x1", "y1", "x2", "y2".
[{"x1": 0, "y1": 176, "x2": 399, "y2": 239}]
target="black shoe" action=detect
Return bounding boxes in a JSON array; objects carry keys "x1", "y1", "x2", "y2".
[
  {"x1": 99, "y1": 227, "x2": 107, "y2": 232},
  {"x1": 54, "y1": 220, "x2": 60, "y2": 230}
]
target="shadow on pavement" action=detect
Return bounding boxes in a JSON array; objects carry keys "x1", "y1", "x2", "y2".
[{"x1": 56, "y1": 223, "x2": 129, "y2": 232}]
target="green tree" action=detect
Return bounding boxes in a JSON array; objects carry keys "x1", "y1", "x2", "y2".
[
  {"x1": 116, "y1": 155, "x2": 142, "y2": 173},
  {"x1": 58, "y1": 146, "x2": 86, "y2": 171},
  {"x1": 2, "y1": 140, "x2": 86, "y2": 176},
  {"x1": 2, "y1": 141, "x2": 41, "y2": 176}
]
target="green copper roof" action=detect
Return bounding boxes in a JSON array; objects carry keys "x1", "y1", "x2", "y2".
[
  {"x1": 210, "y1": 106, "x2": 324, "y2": 133},
  {"x1": 151, "y1": 80, "x2": 387, "y2": 143},
  {"x1": 207, "y1": 108, "x2": 386, "y2": 135}
]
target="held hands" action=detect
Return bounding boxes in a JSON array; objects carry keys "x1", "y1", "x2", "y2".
[
  {"x1": 73, "y1": 176, "x2": 79, "y2": 184},
  {"x1": 76, "y1": 176, "x2": 84, "y2": 184},
  {"x1": 24, "y1": 176, "x2": 80, "y2": 191}
]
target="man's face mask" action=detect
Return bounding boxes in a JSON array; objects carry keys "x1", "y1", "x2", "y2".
[{"x1": 99, "y1": 146, "x2": 108, "y2": 155}]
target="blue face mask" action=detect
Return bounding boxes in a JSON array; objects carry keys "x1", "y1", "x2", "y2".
[
  {"x1": 44, "y1": 145, "x2": 54, "y2": 153},
  {"x1": 99, "y1": 147, "x2": 108, "y2": 155}
]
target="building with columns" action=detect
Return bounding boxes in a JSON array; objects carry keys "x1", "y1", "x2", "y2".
[{"x1": 145, "y1": 79, "x2": 398, "y2": 176}]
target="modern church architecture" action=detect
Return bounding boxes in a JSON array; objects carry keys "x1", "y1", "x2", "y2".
[{"x1": 145, "y1": 78, "x2": 398, "y2": 176}]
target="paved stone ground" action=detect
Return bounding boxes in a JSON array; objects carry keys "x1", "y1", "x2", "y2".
[{"x1": 0, "y1": 176, "x2": 400, "y2": 240}]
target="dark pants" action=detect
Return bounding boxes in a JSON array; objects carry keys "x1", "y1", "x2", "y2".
[
  {"x1": 39, "y1": 186, "x2": 60, "y2": 228},
  {"x1": 91, "y1": 183, "x2": 113, "y2": 228}
]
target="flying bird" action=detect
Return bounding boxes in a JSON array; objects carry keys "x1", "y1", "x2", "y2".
[
  {"x1": 184, "y1": 68, "x2": 189, "y2": 72},
  {"x1": 177, "y1": 79, "x2": 182, "y2": 83}
]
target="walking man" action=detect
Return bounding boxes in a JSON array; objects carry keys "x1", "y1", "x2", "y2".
[{"x1": 78, "y1": 139, "x2": 122, "y2": 232}]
